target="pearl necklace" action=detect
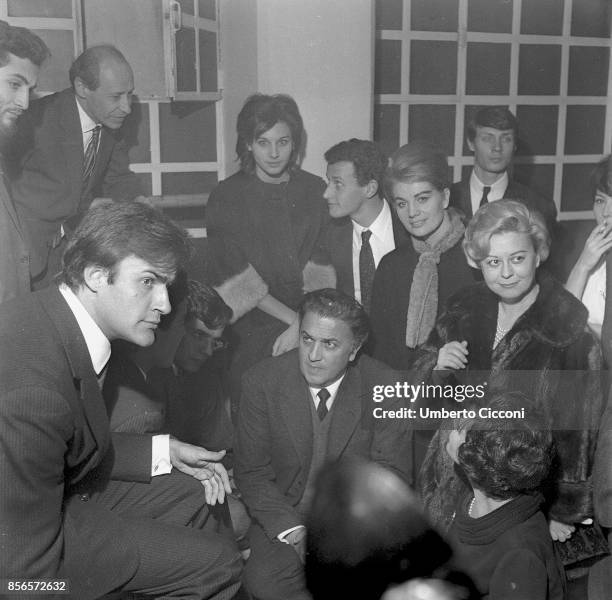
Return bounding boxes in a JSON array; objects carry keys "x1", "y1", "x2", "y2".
[
  {"x1": 468, "y1": 496, "x2": 476, "y2": 517},
  {"x1": 493, "y1": 323, "x2": 509, "y2": 348}
]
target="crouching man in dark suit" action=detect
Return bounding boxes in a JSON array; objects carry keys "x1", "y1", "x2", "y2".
[
  {"x1": 235, "y1": 288, "x2": 412, "y2": 600},
  {"x1": 0, "y1": 202, "x2": 242, "y2": 599}
]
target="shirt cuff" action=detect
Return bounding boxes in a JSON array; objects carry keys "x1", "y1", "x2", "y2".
[
  {"x1": 151, "y1": 434, "x2": 172, "y2": 477},
  {"x1": 277, "y1": 525, "x2": 305, "y2": 543}
]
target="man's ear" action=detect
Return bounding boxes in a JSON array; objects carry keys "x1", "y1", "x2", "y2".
[
  {"x1": 349, "y1": 342, "x2": 363, "y2": 362},
  {"x1": 365, "y1": 179, "x2": 379, "y2": 199},
  {"x1": 73, "y1": 76, "x2": 90, "y2": 100},
  {"x1": 467, "y1": 138, "x2": 475, "y2": 153},
  {"x1": 83, "y1": 265, "x2": 109, "y2": 291}
]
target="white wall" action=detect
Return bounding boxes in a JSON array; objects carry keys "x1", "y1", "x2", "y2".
[
  {"x1": 257, "y1": 0, "x2": 374, "y2": 177},
  {"x1": 220, "y1": 0, "x2": 375, "y2": 179}
]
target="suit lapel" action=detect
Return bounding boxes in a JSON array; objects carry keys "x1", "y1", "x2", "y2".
[
  {"x1": 89, "y1": 128, "x2": 113, "y2": 196},
  {"x1": 327, "y1": 365, "x2": 363, "y2": 460},
  {"x1": 278, "y1": 370, "x2": 313, "y2": 467},
  {"x1": 337, "y1": 218, "x2": 355, "y2": 296},
  {"x1": 41, "y1": 287, "x2": 110, "y2": 453},
  {"x1": 59, "y1": 92, "x2": 87, "y2": 212},
  {"x1": 0, "y1": 168, "x2": 25, "y2": 242}
]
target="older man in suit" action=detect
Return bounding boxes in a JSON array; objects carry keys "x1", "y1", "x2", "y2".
[
  {"x1": 7, "y1": 44, "x2": 142, "y2": 288},
  {"x1": 0, "y1": 21, "x2": 49, "y2": 304},
  {"x1": 235, "y1": 288, "x2": 412, "y2": 600},
  {"x1": 0, "y1": 202, "x2": 241, "y2": 599},
  {"x1": 319, "y1": 139, "x2": 410, "y2": 313}
]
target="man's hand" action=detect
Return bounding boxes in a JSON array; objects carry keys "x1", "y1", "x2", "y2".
[
  {"x1": 549, "y1": 518, "x2": 575, "y2": 542},
  {"x1": 169, "y1": 438, "x2": 232, "y2": 505},
  {"x1": 284, "y1": 526, "x2": 307, "y2": 564},
  {"x1": 272, "y1": 318, "x2": 300, "y2": 356}
]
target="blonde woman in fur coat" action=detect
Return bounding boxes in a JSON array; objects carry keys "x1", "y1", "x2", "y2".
[{"x1": 414, "y1": 200, "x2": 605, "y2": 565}]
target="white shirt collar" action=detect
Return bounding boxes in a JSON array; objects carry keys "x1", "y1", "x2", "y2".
[
  {"x1": 75, "y1": 96, "x2": 99, "y2": 134},
  {"x1": 470, "y1": 170, "x2": 509, "y2": 199},
  {"x1": 308, "y1": 372, "x2": 346, "y2": 408},
  {"x1": 59, "y1": 284, "x2": 111, "y2": 375},
  {"x1": 351, "y1": 198, "x2": 391, "y2": 240}
]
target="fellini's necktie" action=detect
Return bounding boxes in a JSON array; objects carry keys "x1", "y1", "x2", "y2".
[{"x1": 317, "y1": 388, "x2": 330, "y2": 421}]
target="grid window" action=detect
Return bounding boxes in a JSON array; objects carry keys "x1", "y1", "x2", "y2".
[{"x1": 374, "y1": 0, "x2": 612, "y2": 220}]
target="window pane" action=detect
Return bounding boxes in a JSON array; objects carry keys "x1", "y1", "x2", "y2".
[
  {"x1": 571, "y1": 0, "x2": 611, "y2": 38},
  {"x1": 124, "y1": 102, "x2": 151, "y2": 163},
  {"x1": 521, "y1": 0, "x2": 564, "y2": 35},
  {"x1": 199, "y1": 29, "x2": 218, "y2": 92},
  {"x1": 466, "y1": 43, "x2": 510, "y2": 95},
  {"x1": 411, "y1": 0, "x2": 458, "y2": 32},
  {"x1": 513, "y1": 164, "x2": 555, "y2": 201},
  {"x1": 375, "y1": 40, "x2": 402, "y2": 94},
  {"x1": 568, "y1": 47, "x2": 609, "y2": 97},
  {"x1": 565, "y1": 106, "x2": 606, "y2": 155},
  {"x1": 176, "y1": 28, "x2": 197, "y2": 92},
  {"x1": 134, "y1": 173, "x2": 152, "y2": 197},
  {"x1": 467, "y1": 0, "x2": 513, "y2": 33},
  {"x1": 518, "y1": 45, "x2": 561, "y2": 95},
  {"x1": 162, "y1": 172, "x2": 218, "y2": 195},
  {"x1": 410, "y1": 40, "x2": 457, "y2": 94},
  {"x1": 515, "y1": 106, "x2": 558, "y2": 156},
  {"x1": 160, "y1": 101, "x2": 217, "y2": 162},
  {"x1": 562, "y1": 164, "x2": 598, "y2": 211},
  {"x1": 374, "y1": 104, "x2": 400, "y2": 158},
  {"x1": 408, "y1": 105, "x2": 456, "y2": 156},
  {"x1": 375, "y1": 0, "x2": 403, "y2": 30},
  {"x1": 7, "y1": 0, "x2": 72, "y2": 17},
  {"x1": 199, "y1": 0, "x2": 216, "y2": 20},
  {"x1": 177, "y1": 0, "x2": 195, "y2": 16}
]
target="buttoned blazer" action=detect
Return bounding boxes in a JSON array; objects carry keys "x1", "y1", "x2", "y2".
[
  {"x1": 0, "y1": 286, "x2": 152, "y2": 595},
  {"x1": 321, "y1": 205, "x2": 411, "y2": 298},
  {"x1": 6, "y1": 89, "x2": 141, "y2": 277},
  {"x1": 234, "y1": 349, "x2": 412, "y2": 540}
]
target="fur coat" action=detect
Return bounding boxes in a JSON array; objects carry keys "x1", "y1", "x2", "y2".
[{"x1": 414, "y1": 271, "x2": 605, "y2": 531}]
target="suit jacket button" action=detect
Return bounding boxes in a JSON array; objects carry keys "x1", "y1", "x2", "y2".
[{"x1": 80, "y1": 493, "x2": 90, "y2": 502}]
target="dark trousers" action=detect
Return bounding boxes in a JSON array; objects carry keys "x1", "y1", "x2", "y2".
[
  {"x1": 243, "y1": 524, "x2": 311, "y2": 600},
  {"x1": 85, "y1": 470, "x2": 243, "y2": 599}
]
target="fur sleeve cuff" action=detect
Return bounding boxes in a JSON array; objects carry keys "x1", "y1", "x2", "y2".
[
  {"x1": 550, "y1": 480, "x2": 593, "y2": 524},
  {"x1": 302, "y1": 260, "x2": 336, "y2": 292},
  {"x1": 214, "y1": 264, "x2": 268, "y2": 323}
]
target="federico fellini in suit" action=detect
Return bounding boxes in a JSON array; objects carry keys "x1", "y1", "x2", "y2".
[{"x1": 235, "y1": 288, "x2": 412, "y2": 600}]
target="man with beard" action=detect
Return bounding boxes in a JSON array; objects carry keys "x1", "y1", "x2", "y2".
[
  {"x1": 7, "y1": 44, "x2": 143, "y2": 289},
  {"x1": 0, "y1": 21, "x2": 49, "y2": 304}
]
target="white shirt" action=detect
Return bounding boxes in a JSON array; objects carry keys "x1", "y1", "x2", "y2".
[
  {"x1": 278, "y1": 373, "x2": 347, "y2": 542},
  {"x1": 581, "y1": 260, "x2": 606, "y2": 334},
  {"x1": 469, "y1": 170, "x2": 509, "y2": 216},
  {"x1": 75, "y1": 96, "x2": 102, "y2": 151},
  {"x1": 351, "y1": 199, "x2": 395, "y2": 303},
  {"x1": 59, "y1": 284, "x2": 171, "y2": 476}
]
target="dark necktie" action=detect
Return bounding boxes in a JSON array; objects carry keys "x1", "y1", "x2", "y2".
[
  {"x1": 601, "y1": 253, "x2": 612, "y2": 367},
  {"x1": 479, "y1": 186, "x2": 491, "y2": 208},
  {"x1": 82, "y1": 125, "x2": 101, "y2": 193},
  {"x1": 359, "y1": 230, "x2": 375, "y2": 312},
  {"x1": 317, "y1": 388, "x2": 330, "y2": 421}
]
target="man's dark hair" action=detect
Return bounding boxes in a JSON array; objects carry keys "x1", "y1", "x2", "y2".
[
  {"x1": 0, "y1": 20, "x2": 50, "y2": 67},
  {"x1": 458, "y1": 393, "x2": 554, "y2": 500},
  {"x1": 324, "y1": 139, "x2": 387, "y2": 196},
  {"x1": 59, "y1": 201, "x2": 192, "y2": 290},
  {"x1": 185, "y1": 279, "x2": 232, "y2": 330},
  {"x1": 466, "y1": 106, "x2": 518, "y2": 142},
  {"x1": 298, "y1": 288, "x2": 369, "y2": 348},
  {"x1": 69, "y1": 44, "x2": 130, "y2": 90},
  {"x1": 235, "y1": 93, "x2": 304, "y2": 173}
]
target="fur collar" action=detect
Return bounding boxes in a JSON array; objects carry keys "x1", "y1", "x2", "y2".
[{"x1": 446, "y1": 270, "x2": 588, "y2": 348}]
